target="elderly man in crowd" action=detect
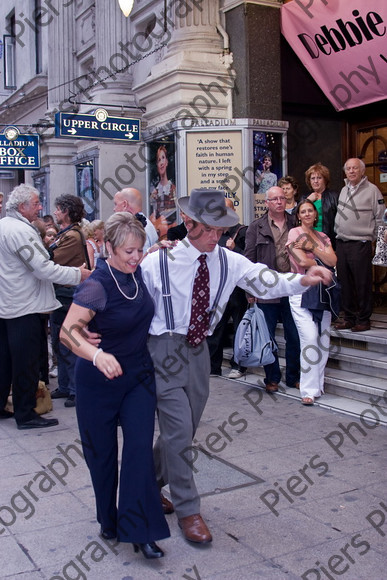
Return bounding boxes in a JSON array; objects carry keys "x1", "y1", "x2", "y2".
[
  {"x1": 334, "y1": 158, "x2": 385, "y2": 332},
  {"x1": 0, "y1": 184, "x2": 90, "y2": 429},
  {"x1": 113, "y1": 187, "x2": 158, "y2": 251},
  {"x1": 245, "y1": 186, "x2": 300, "y2": 392}
]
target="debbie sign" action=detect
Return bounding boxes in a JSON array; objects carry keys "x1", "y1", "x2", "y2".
[{"x1": 281, "y1": 0, "x2": 387, "y2": 111}]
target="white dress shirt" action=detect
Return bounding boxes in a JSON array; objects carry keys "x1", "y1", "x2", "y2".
[
  {"x1": 141, "y1": 237, "x2": 307, "y2": 337},
  {"x1": 139, "y1": 212, "x2": 158, "y2": 252}
]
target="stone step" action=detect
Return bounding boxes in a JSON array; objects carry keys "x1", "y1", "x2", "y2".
[
  {"x1": 326, "y1": 345, "x2": 387, "y2": 379},
  {"x1": 274, "y1": 322, "x2": 387, "y2": 354},
  {"x1": 217, "y1": 366, "x2": 387, "y2": 426},
  {"x1": 275, "y1": 340, "x2": 387, "y2": 380},
  {"x1": 221, "y1": 310, "x2": 387, "y2": 422}
]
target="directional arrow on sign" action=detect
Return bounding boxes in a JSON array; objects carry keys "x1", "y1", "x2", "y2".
[{"x1": 55, "y1": 112, "x2": 140, "y2": 142}]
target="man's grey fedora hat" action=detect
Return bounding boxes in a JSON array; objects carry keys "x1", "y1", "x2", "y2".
[{"x1": 177, "y1": 188, "x2": 239, "y2": 228}]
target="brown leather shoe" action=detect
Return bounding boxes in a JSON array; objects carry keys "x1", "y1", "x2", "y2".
[
  {"x1": 334, "y1": 320, "x2": 352, "y2": 330},
  {"x1": 265, "y1": 382, "x2": 279, "y2": 393},
  {"x1": 178, "y1": 514, "x2": 212, "y2": 544},
  {"x1": 351, "y1": 322, "x2": 371, "y2": 332},
  {"x1": 160, "y1": 493, "x2": 174, "y2": 514}
]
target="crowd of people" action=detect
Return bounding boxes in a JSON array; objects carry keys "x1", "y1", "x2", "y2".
[{"x1": 0, "y1": 156, "x2": 385, "y2": 559}]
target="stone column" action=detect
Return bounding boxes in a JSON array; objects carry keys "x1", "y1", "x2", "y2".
[
  {"x1": 135, "y1": 0, "x2": 235, "y2": 127},
  {"x1": 88, "y1": 1, "x2": 136, "y2": 109},
  {"x1": 225, "y1": 1, "x2": 282, "y2": 120},
  {"x1": 47, "y1": 0, "x2": 76, "y2": 111}
]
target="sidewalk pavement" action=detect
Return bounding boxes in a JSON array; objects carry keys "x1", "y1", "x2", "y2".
[{"x1": 1, "y1": 373, "x2": 386, "y2": 580}]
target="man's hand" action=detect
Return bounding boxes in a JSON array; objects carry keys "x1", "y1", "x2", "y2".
[
  {"x1": 81, "y1": 327, "x2": 101, "y2": 346},
  {"x1": 301, "y1": 265, "x2": 332, "y2": 287},
  {"x1": 79, "y1": 263, "x2": 92, "y2": 281}
]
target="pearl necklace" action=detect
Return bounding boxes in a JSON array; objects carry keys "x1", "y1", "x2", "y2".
[{"x1": 107, "y1": 261, "x2": 139, "y2": 300}]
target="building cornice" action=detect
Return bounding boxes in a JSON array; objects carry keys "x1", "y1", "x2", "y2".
[{"x1": 0, "y1": 75, "x2": 48, "y2": 124}]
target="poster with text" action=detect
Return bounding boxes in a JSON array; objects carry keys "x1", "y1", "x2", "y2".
[{"x1": 186, "y1": 131, "x2": 244, "y2": 222}]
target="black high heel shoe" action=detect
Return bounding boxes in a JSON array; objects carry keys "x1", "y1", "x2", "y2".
[{"x1": 133, "y1": 542, "x2": 164, "y2": 559}]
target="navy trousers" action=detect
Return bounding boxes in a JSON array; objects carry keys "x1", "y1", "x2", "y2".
[{"x1": 75, "y1": 351, "x2": 170, "y2": 544}]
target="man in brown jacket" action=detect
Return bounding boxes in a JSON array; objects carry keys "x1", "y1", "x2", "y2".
[
  {"x1": 244, "y1": 186, "x2": 300, "y2": 392},
  {"x1": 50, "y1": 194, "x2": 90, "y2": 407}
]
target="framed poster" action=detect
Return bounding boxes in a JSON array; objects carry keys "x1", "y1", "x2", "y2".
[
  {"x1": 148, "y1": 136, "x2": 177, "y2": 239},
  {"x1": 253, "y1": 130, "x2": 284, "y2": 219}
]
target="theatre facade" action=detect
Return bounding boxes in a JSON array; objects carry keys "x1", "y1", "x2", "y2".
[{"x1": 0, "y1": 0, "x2": 386, "y2": 225}]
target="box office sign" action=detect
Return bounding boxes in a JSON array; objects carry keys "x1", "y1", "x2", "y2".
[
  {"x1": 281, "y1": 0, "x2": 387, "y2": 111},
  {"x1": 0, "y1": 129, "x2": 40, "y2": 169}
]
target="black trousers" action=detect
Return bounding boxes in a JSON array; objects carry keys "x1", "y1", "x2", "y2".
[
  {"x1": 75, "y1": 351, "x2": 170, "y2": 543},
  {"x1": 336, "y1": 239, "x2": 373, "y2": 325},
  {"x1": 0, "y1": 313, "x2": 42, "y2": 424}
]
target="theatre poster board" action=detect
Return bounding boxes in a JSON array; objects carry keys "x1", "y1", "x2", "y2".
[
  {"x1": 186, "y1": 130, "x2": 244, "y2": 222},
  {"x1": 144, "y1": 118, "x2": 288, "y2": 227}
]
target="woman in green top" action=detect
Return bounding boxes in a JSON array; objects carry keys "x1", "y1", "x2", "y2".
[{"x1": 304, "y1": 162, "x2": 339, "y2": 249}]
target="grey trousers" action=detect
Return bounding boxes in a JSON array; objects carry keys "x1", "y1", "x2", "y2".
[{"x1": 148, "y1": 333, "x2": 210, "y2": 519}]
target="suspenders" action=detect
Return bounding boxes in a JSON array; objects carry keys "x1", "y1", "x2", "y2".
[
  {"x1": 159, "y1": 248, "x2": 175, "y2": 332},
  {"x1": 159, "y1": 247, "x2": 228, "y2": 333}
]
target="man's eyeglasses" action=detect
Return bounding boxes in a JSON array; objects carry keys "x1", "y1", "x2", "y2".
[{"x1": 267, "y1": 197, "x2": 286, "y2": 203}]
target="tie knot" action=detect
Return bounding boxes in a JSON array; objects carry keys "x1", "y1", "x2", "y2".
[{"x1": 198, "y1": 254, "x2": 207, "y2": 265}]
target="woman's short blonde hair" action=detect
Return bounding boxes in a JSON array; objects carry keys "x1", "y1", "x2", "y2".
[{"x1": 104, "y1": 212, "x2": 146, "y2": 251}]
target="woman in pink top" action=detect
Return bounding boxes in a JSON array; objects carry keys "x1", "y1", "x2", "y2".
[{"x1": 286, "y1": 200, "x2": 337, "y2": 405}]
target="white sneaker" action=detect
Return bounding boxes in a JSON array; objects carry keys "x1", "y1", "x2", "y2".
[
  {"x1": 228, "y1": 369, "x2": 245, "y2": 379},
  {"x1": 49, "y1": 366, "x2": 58, "y2": 378}
]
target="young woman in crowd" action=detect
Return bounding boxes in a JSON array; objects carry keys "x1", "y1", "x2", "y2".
[{"x1": 287, "y1": 200, "x2": 338, "y2": 405}]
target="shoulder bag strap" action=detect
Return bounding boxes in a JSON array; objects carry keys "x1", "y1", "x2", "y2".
[{"x1": 74, "y1": 227, "x2": 92, "y2": 270}]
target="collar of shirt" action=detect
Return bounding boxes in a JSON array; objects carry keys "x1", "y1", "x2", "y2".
[
  {"x1": 179, "y1": 236, "x2": 219, "y2": 266},
  {"x1": 345, "y1": 175, "x2": 367, "y2": 195}
]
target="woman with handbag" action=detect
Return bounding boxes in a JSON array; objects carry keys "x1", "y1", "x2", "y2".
[
  {"x1": 286, "y1": 200, "x2": 337, "y2": 405},
  {"x1": 60, "y1": 212, "x2": 170, "y2": 558}
]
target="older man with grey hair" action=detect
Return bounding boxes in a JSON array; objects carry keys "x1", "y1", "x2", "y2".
[
  {"x1": 334, "y1": 158, "x2": 385, "y2": 332},
  {"x1": 0, "y1": 184, "x2": 90, "y2": 429},
  {"x1": 244, "y1": 186, "x2": 300, "y2": 392}
]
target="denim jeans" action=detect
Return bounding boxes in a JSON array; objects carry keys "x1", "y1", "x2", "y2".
[
  {"x1": 258, "y1": 298, "x2": 300, "y2": 387},
  {"x1": 50, "y1": 308, "x2": 77, "y2": 396}
]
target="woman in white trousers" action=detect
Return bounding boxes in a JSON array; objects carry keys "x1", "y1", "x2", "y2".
[{"x1": 287, "y1": 200, "x2": 337, "y2": 405}]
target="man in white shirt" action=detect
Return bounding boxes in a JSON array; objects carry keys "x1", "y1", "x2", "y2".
[
  {"x1": 113, "y1": 187, "x2": 158, "y2": 251},
  {"x1": 141, "y1": 188, "x2": 331, "y2": 545}
]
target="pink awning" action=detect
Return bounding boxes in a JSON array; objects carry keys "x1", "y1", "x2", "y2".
[{"x1": 281, "y1": 0, "x2": 387, "y2": 111}]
